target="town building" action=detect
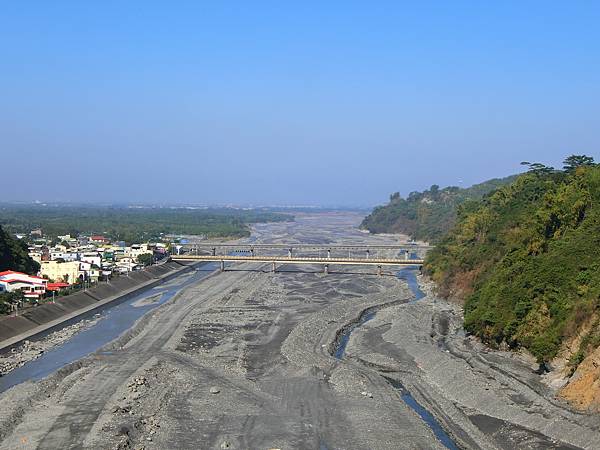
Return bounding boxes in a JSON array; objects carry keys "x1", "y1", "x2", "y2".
[
  {"x1": 130, "y1": 244, "x2": 152, "y2": 260},
  {"x1": 39, "y1": 260, "x2": 80, "y2": 284},
  {"x1": 78, "y1": 261, "x2": 100, "y2": 282},
  {"x1": 0, "y1": 271, "x2": 47, "y2": 300},
  {"x1": 90, "y1": 235, "x2": 110, "y2": 244}
]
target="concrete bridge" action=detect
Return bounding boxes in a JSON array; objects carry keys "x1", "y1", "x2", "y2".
[
  {"x1": 179, "y1": 242, "x2": 432, "y2": 259},
  {"x1": 171, "y1": 254, "x2": 424, "y2": 275}
]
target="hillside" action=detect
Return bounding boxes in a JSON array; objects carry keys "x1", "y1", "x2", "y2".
[
  {"x1": 425, "y1": 157, "x2": 600, "y2": 375},
  {"x1": 0, "y1": 225, "x2": 39, "y2": 274},
  {"x1": 361, "y1": 176, "x2": 516, "y2": 243}
]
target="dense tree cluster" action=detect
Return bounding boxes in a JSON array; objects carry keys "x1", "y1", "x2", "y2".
[
  {"x1": 425, "y1": 155, "x2": 599, "y2": 365},
  {"x1": 0, "y1": 225, "x2": 40, "y2": 274},
  {"x1": 0, "y1": 225, "x2": 41, "y2": 313},
  {"x1": 0, "y1": 206, "x2": 292, "y2": 244}
]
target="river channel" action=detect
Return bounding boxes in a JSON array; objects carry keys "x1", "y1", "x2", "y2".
[
  {"x1": 0, "y1": 263, "x2": 216, "y2": 393},
  {"x1": 333, "y1": 264, "x2": 459, "y2": 450}
]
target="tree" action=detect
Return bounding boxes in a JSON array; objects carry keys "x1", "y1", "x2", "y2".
[
  {"x1": 0, "y1": 292, "x2": 20, "y2": 314},
  {"x1": 520, "y1": 161, "x2": 555, "y2": 176},
  {"x1": 563, "y1": 155, "x2": 595, "y2": 172},
  {"x1": 389, "y1": 192, "x2": 401, "y2": 202},
  {"x1": 137, "y1": 253, "x2": 154, "y2": 267},
  {"x1": 0, "y1": 226, "x2": 40, "y2": 275}
]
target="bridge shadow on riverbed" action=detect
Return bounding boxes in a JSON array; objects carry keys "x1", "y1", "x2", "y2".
[{"x1": 220, "y1": 267, "x2": 403, "y2": 277}]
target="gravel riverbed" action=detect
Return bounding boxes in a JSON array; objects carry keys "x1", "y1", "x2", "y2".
[{"x1": 0, "y1": 212, "x2": 598, "y2": 449}]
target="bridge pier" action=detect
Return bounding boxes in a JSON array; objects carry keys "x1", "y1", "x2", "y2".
[
  {"x1": 324, "y1": 264, "x2": 329, "y2": 275},
  {"x1": 212, "y1": 247, "x2": 216, "y2": 256},
  {"x1": 327, "y1": 249, "x2": 331, "y2": 259},
  {"x1": 377, "y1": 265, "x2": 382, "y2": 276},
  {"x1": 366, "y1": 249, "x2": 370, "y2": 259},
  {"x1": 288, "y1": 248, "x2": 293, "y2": 258},
  {"x1": 220, "y1": 260, "x2": 225, "y2": 272},
  {"x1": 405, "y1": 250, "x2": 409, "y2": 260},
  {"x1": 250, "y1": 248, "x2": 254, "y2": 256},
  {"x1": 272, "y1": 261, "x2": 276, "y2": 273}
]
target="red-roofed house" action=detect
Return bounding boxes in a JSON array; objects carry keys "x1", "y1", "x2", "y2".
[
  {"x1": 46, "y1": 282, "x2": 71, "y2": 292},
  {"x1": 0, "y1": 270, "x2": 47, "y2": 300},
  {"x1": 90, "y1": 235, "x2": 110, "y2": 244}
]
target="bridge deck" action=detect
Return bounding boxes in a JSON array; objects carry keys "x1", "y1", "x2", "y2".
[
  {"x1": 172, "y1": 255, "x2": 423, "y2": 266},
  {"x1": 183, "y1": 243, "x2": 431, "y2": 250}
]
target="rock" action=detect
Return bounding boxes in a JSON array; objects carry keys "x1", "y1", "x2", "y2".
[
  {"x1": 361, "y1": 391, "x2": 367, "y2": 396},
  {"x1": 209, "y1": 386, "x2": 221, "y2": 394},
  {"x1": 146, "y1": 437, "x2": 152, "y2": 442},
  {"x1": 367, "y1": 392, "x2": 373, "y2": 398},
  {"x1": 220, "y1": 441, "x2": 231, "y2": 449}
]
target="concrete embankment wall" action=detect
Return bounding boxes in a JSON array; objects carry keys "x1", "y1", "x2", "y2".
[{"x1": 0, "y1": 261, "x2": 198, "y2": 351}]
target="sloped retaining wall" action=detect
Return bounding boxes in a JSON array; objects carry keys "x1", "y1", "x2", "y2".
[{"x1": 0, "y1": 261, "x2": 199, "y2": 351}]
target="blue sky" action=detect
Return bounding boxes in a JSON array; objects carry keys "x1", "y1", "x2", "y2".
[{"x1": 1, "y1": 1, "x2": 599, "y2": 206}]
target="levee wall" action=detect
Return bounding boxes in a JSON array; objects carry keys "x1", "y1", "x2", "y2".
[{"x1": 0, "y1": 261, "x2": 200, "y2": 351}]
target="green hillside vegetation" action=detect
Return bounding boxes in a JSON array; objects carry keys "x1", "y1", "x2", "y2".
[
  {"x1": 0, "y1": 224, "x2": 41, "y2": 313},
  {"x1": 0, "y1": 225, "x2": 40, "y2": 274},
  {"x1": 361, "y1": 176, "x2": 516, "y2": 243},
  {"x1": 425, "y1": 155, "x2": 600, "y2": 365}
]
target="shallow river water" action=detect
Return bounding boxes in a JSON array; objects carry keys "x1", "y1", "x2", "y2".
[
  {"x1": 334, "y1": 264, "x2": 459, "y2": 450},
  {"x1": 0, "y1": 264, "x2": 216, "y2": 393}
]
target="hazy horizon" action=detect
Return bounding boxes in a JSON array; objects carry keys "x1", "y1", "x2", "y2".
[{"x1": 2, "y1": 2, "x2": 598, "y2": 205}]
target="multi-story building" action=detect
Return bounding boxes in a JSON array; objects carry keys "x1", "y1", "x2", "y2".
[
  {"x1": 39, "y1": 260, "x2": 81, "y2": 284},
  {"x1": 0, "y1": 271, "x2": 47, "y2": 300},
  {"x1": 80, "y1": 252, "x2": 102, "y2": 267},
  {"x1": 130, "y1": 244, "x2": 152, "y2": 260},
  {"x1": 78, "y1": 261, "x2": 100, "y2": 283}
]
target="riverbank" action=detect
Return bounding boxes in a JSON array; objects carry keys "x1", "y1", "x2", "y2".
[
  {"x1": 0, "y1": 261, "x2": 194, "y2": 354},
  {"x1": 0, "y1": 314, "x2": 104, "y2": 375},
  {"x1": 344, "y1": 272, "x2": 600, "y2": 449}
]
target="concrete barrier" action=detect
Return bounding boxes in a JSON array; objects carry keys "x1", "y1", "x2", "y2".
[
  {"x1": 20, "y1": 303, "x2": 71, "y2": 326},
  {"x1": 84, "y1": 283, "x2": 122, "y2": 301},
  {"x1": 146, "y1": 265, "x2": 171, "y2": 277},
  {"x1": 129, "y1": 272, "x2": 154, "y2": 283},
  {"x1": 55, "y1": 292, "x2": 98, "y2": 310},
  {"x1": 0, "y1": 261, "x2": 199, "y2": 352},
  {"x1": 0, "y1": 316, "x2": 40, "y2": 342},
  {"x1": 107, "y1": 277, "x2": 143, "y2": 292}
]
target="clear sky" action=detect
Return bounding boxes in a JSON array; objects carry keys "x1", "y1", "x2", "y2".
[{"x1": 1, "y1": 1, "x2": 599, "y2": 206}]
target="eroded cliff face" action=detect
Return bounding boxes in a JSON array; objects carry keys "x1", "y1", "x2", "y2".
[{"x1": 560, "y1": 344, "x2": 600, "y2": 411}]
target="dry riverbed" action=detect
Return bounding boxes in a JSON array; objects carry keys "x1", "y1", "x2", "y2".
[{"x1": 0, "y1": 212, "x2": 598, "y2": 449}]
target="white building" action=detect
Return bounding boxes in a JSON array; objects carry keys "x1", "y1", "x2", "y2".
[
  {"x1": 130, "y1": 244, "x2": 152, "y2": 260},
  {"x1": 0, "y1": 271, "x2": 47, "y2": 300},
  {"x1": 78, "y1": 261, "x2": 100, "y2": 283},
  {"x1": 80, "y1": 252, "x2": 102, "y2": 267}
]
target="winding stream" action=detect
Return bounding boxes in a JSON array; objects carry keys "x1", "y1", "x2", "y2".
[{"x1": 334, "y1": 265, "x2": 459, "y2": 450}]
